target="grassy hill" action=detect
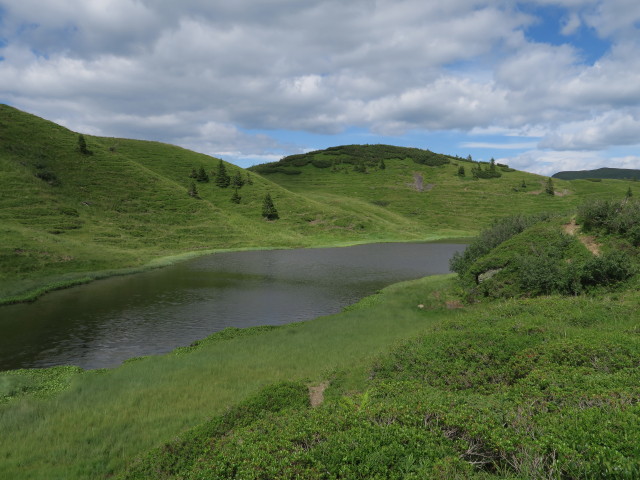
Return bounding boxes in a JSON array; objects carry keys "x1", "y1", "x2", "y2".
[
  {"x1": 2, "y1": 105, "x2": 637, "y2": 303},
  {"x1": 553, "y1": 167, "x2": 640, "y2": 181},
  {"x1": 2, "y1": 214, "x2": 638, "y2": 479},
  {"x1": 2, "y1": 106, "x2": 640, "y2": 479},
  {"x1": 251, "y1": 146, "x2": 635, "y2": 235}
]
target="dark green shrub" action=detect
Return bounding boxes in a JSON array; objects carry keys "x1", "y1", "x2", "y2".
[{"x1": 311, "y1": 158, "x2": 332, "y2": 168}]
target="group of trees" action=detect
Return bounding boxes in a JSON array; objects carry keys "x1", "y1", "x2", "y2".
[{"x1": 187, "y1": 160, "x2": 278, "y2": 220}]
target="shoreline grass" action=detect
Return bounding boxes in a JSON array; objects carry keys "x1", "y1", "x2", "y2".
[
  {"x1": 0, "y1": 234, "x2": 471, "y2": 306},
  {"x1": 0, "y1": 274, "x2": 460, "y2": 479}
]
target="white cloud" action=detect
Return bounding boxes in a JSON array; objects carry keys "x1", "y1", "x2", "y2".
[{"x1": 0, "y1": 0, "x2": 638, "y2": 172}]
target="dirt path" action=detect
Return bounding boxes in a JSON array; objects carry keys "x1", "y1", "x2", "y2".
[
  {"x1": 563, "y1": 219, "x2": 601, "y2": 255},
  {"x1": 308, "y1": 381, "x2": 329, "y2": 407}
]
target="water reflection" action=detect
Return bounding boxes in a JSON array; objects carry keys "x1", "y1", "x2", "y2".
[{"x1": 0, "y1": 242, "x2": 465, "y2": 371}]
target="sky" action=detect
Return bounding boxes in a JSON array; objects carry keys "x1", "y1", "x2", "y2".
[{"x1": 0, "y1": 1, "x2": 639, "y2": 175}]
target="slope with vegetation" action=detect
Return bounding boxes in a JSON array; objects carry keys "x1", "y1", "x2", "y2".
[
  {"x1": 2, "y1": 195, "x2": 639, "y2": 479},
  {"x1": 116, "y1": 197, "x2": 640, "y2": 480},
  {"x1": 553, "y1": 167, "x2": 640, "y2": 181},
  {"x1": 2, "y1": 105, "x2": 637, "y2": 303}
]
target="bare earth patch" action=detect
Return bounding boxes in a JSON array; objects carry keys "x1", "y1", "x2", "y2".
[
  {"x1": 309, "y1": 381, "x2": 330, "y2": 407},
  {"x1": 563, "y1": 219, "x2": 601, "y2": 255},
  {"x1": 412, "y1": 173, "x2": 424, "y2": 192}
]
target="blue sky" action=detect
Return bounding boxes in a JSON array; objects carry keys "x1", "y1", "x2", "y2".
[{"x1": 1, "y1": 1, "x2": 639, "y2": 175}]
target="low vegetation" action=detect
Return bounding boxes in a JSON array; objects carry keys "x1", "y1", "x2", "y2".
[{"x1": 2, "y1": 106, "x2": 640, "y2": 479}]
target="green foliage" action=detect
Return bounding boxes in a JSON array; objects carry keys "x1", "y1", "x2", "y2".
[
  {"x1": 196, "y1": 166, "x2": 209, "y2": 183},
  {"x1": 77, "y1": 134, "x2": 92, "y2": 155},
  {"x1": 262, "y1": 193, "x2": 279, "y2": 220},
  {"x1": 118, "y1": 289, "x2": 640, "y2": 480},
  {"x1": 553, "y1": 167, "x2": 640, "y2": 180},
  {"x1": 471, "y1": 161, "x2": 502, "y2": 179},
  {"x1": 311, "y1": 158, "x2": 332, "y2": 168},
  {"x1": 215, "y1": 160, "x2": 230, "y2": 187},
  {"x1": 450, "y1": 213, "x2": 549, "y2": 276},
  {"x1": 231, "y1": 171, "x2": 245, "y2": 188},
  {"x1": 545, "y1": 177, "x2": 555, "y2": 195},
  {"x1": 379, "y1": 158, "x2": 386, "y2": 170},
  {"x1": 577, "y1": 198, "x2": 640, "y2": 244},
  {"x1": 187, "y1": 182, "x2": 198, "y2": 198},
  {"x1": 230, "y1": 189, "x2": 241, "y2": 204},
  {"x1": 457, "y1": 165, "x2": 465, "y2": 177}
]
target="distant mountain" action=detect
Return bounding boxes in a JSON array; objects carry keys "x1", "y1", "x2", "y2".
[{"x1": 552, "y1": 167, "x2": 640, "y2": 180}]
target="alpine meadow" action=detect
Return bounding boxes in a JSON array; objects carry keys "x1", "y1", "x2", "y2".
[{"x1": 1, "y1": 105, "x2": 640, "y2": 479}]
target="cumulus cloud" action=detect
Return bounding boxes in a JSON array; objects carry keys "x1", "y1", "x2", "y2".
[{"x1": 0, "y1": 0, "x2": 639, "y2": 172}]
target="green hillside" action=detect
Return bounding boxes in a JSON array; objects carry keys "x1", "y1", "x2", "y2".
[
  {"x1": 1, "y1": 105, "x2": 636, "y2": 304},
  {"x1": 553, "y1": 167, "x2": 640, "y2": 180},
  {"x1": 251, "y1": 146, "x2": 635, "y2": 235},
  {"x1": 0, "y1": 107, "x2": 427, "y2": 303}
]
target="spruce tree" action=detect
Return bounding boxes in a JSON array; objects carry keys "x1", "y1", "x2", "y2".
[
  {"x1": 188, "y1": 182, "x2": 199, "y2": 198},
  {"x1": 189, "y1": 168, "x2": 198, "y2": 178},
  {"x1": 232, "y1": 171, "x2": 245, "y2": 188},
  {"x1": 231, "y1": 189, "x2": 241, "y2": 204},
  {"x1": 626, "y1": 186, "x2": 633, "y2": 198},
  {"x1": 78, "y1": 134, "x2": 92, "y2": 155},
  {"x1": 457, "y1": 165, "x2": 465, "y2": 177},
  {"x1": 545, "y1": 177, "x2": 555, "y2": 196},
  {"x1": 379, "y1": 159, "x2": 386, "y2": 170},
  {"x1": 521, "y1": 179, "x2": 527, "y2": 188},
  {"x1": 215, "y1": 160, "x2": 231, "y2": 188},
  {"x1": 262, "y1": 193, "x2": 279, "y2": 220},
  {"x1": 196, "y1": 166, "x2": 209, "y2": 182},
  {"x1": 246, "y1": 172, "x2": 254, "y2": 185}
]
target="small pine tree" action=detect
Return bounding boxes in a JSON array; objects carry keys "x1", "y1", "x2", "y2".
[
  {"x1": 489, "y1": 158, "x2": 496, "y2": 173},
  {"x1": 379, "y1": 159, "x2": 386, "y2": 170},
  {"x1": 626, "y1": 186, "x2": 633, "y2": 198},
  {"x1": 189, "y1": 168, "x2": 198, "y2": 178},
  {"x1": 246, "y1": 172, "x2": 254, "y2": 185},
  {"x1": 188, "y1": 182, "x2": 199, "y2": 198},
  {"x1": 78, "y1": 134, "x2": 92, "y2": 155},
  {"x1": 196, "y1": 166, "x2": 209, "y2": 183},
  {"x1": 231, "y1": 189, "x2": 241, "y2": 204},
  {"x1": 215, "y1": 160, "x2": 231, "y2": 188},
  {"x1": 457, "y1": 165, "x2": 465, "y2": 177},
  {"x1": 545, "y1": 178, "x2": 555, "y2": 196},
  {"x1": 231, "y1": 171, "x2": 245, "y2": 188},
  {"x1": 262, "y1": 193, "x2": 279, "y2": 220},
  {"x1": 521, "y1": 179, "x2": 527, "y2": 188}
]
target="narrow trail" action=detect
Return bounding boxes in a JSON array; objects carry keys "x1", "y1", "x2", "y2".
[
  {"x1": 563, "y1": 219, "x2": 601, "y2": 255},
  {"x1": 308, "y1": 381, "x2": 330, "y2": 407}
]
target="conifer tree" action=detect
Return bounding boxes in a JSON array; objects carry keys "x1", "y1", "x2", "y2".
[
  {"x1": 246, "y1": 172, "x2": 254, "y2": 185},
  {"x1": 262, "y1": 193, "x2": 279, "y2": 220},
  {"x1": 379, "y1": 158, "x2": 386, "y2": 170},
  {"x1": 188, "y1": 182, "x2": 199, "y2": 198},
  {"x1": 215, "y1": 160, "x2": 231, "y2": 188},
  {"x1": 626, "y1": 186, "x2": 633, "y2": 198},
  {"x1": 189, "y1": 168, "x2": 198, "y2": 178},
  {"x1": 231, "y1": 189, "x2": 241, "y2": 204},
  {"x1": 78, "y1": 134, "x2": 92, "y2": 155},
  {"x1": 232, "y1": 171, "x2": 245, "y2": 188},
  {"x1": 457, "y1": 165, "x2": 465, "y2": 177},
  {"x1": 521, "y1": 179, "x2": 527, "y2": 188},
  {"x1": 545, "y1": 177, "x2": 555, "y2": 196},
  {"x1": 196, "y1": 166, "x2": 209, "y2": 182}
]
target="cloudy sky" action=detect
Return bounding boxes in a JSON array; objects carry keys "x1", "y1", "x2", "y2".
[{"x1": 1, "y1": 1, "x2": 639, "y2": 174}]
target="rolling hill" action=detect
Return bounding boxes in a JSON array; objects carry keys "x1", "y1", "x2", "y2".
[
  {"x1": 1, "y1": 105, "x2": 636, "y2": 303},
  {"x1": 553, "y1": 167, "x2": 640, "y2": 180}
]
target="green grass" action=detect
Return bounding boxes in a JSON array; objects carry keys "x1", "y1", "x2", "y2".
[
  {"x1": 0, "y1": 275, "x2": 459, "y2": 479},
  {"x1": 117, "y1": 288, "x2": 640, "y2": 480},
  {"x1": 1, "y1": 105, "x2": 635, "y2": 303}
]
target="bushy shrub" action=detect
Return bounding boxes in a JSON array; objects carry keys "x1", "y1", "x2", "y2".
[
  {"x1": 311, "y1": 158, "x2": 332, "y2": 168},
  {"x1": 450, "y1": 213, "x2": 550, "y2": 275}
]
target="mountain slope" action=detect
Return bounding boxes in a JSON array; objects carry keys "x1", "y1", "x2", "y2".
[
  {"x1": 251, "y1": 146, "x2": 635, "y2": 234},
  {"x1": 553, "y1": 167, "x2": 640, "y2": 180},
  {"x1": 0, "y1": 106, "x2": 427, "y2": 302}
]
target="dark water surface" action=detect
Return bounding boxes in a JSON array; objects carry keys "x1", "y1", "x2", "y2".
[{"x1": 0, "y1": 243, "x2": 465, "y2": 371}]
